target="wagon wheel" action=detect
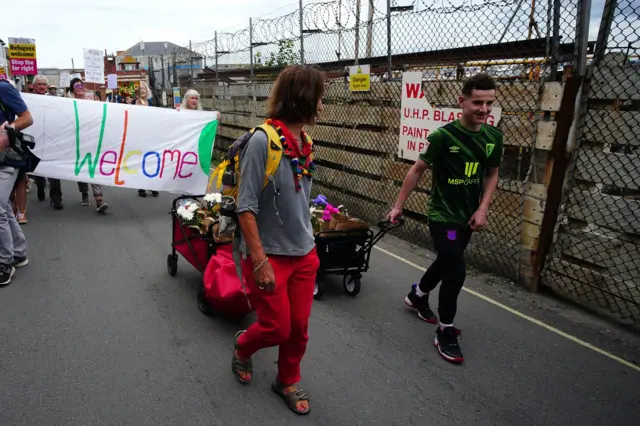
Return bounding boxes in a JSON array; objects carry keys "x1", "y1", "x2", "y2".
[
  {"x1": 197, "y1": 285, "x2": 215, "y2": 317},
  {"x1": 343, "y1": 275, "x2": 361, "y2": 297},
  {"x1": 167, "y1": 254, "x2": 178, "y2": 276},
  {"x1": 313, "y1": 279, "x2": 324, "y2": 300}
]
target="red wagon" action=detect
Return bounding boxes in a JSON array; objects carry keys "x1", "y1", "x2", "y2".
[{"x1": 167, "y1": 194, "x2": 252, "y2": 318}]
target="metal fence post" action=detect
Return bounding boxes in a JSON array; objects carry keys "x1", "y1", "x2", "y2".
[
  {"x1": 249, "y1": 18, "x2": 254, "y2": 81},
  {"x1": 249, "y1": 18, "x2": 255, "y2": 102},
  {"x1": 386, "y1": 0, "x2": 392, "y2": 80},
  {"x1": 214, "y1": 31, "x2": 219, "y2": 85},
  {"x1": 354, "y1": 0, "x2": 361, "y2": 64},
  {"x1": 189, "y1": 40, "x2": 194, "y2": 83},
  {"x1": 299, "y1": 0, "x2": 305, "y2": 64}
]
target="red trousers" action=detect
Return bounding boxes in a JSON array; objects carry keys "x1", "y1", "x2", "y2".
[{"x1": 237, "y1": 247, "x2": 319, "y2": 385}]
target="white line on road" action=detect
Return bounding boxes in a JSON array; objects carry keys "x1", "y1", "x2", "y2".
[{"x1": 374, "y1": 245, "x2": 640, "y2": 373}]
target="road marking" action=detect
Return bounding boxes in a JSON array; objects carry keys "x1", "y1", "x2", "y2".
[{"x1": 373, "y1": 245, "x2": 640, "y2": 373}]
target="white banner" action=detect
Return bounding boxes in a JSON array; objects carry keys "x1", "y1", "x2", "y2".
[
  {"x1": 22, "y1": 94, "x2": 218, "y2": 195},
  {"x1": 398, "y1": 72, "x2": 502, "y2": 161},
  {"x1": 83, "y1": 48, "x2": 105, "y2": 84}
]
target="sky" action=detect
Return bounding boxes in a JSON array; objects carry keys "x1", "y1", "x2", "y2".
[
  {"x1": 2, "y1": 0, "x2": 612, "y2": 69},
  {"x1": 2, "y1": 0, "x2": 309, "y2": 68}
]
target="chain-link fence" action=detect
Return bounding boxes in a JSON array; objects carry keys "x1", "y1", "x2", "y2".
[
  {"x1": 179, "y1": 0, "x2": 582, "y2": 284},
  {"x1": 162, "y1": 0, "x2": 640, "y2": 327},
  {"x1": 542, "y1": 0, "x2": 640, "y2": 327}
]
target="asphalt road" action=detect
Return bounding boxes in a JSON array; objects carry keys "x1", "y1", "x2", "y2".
[{"x1": 1, "y1": 182, "x2": 638, "y2": 426}]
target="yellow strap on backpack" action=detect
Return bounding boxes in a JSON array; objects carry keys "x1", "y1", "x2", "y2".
[{"x1": 206, "y1": 123, "x2": 283, "y2": 196}]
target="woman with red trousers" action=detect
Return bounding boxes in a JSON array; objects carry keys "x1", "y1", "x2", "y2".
[{"x1": 232, "y1": 65, "x2": 325, "y2": 415}]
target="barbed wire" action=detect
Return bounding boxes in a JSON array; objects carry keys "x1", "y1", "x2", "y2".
[{"x1": 185, "y1": 0, "x2": 527, "y2": 62}]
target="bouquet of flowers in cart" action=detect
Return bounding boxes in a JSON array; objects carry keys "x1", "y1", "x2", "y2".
[
  {"x1": 309, "y1": 194, "x2": 369, "y2": 235},
  {"x1": 175, "y1": 193, "x2": 232, "y2": 241}
]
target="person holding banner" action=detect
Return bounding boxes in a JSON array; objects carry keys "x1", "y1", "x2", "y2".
[
  {"x1": 232, "y1": 65, "x2": 325, "y2": 416},
  {"x1": 135, "y1": 81, "x2": 153, "y2": 107},
  {"x1": 0, "y1": 77, "x2": 31, "y2": 285},
  {"x1": 178, "y1": 89, "x2": 202, "y2": 111},
  {"x1": 135, "y1": 81, "x2": 159, "y2": 198},
  {"x1": 69, "y1": 78, "x2": 109, "y2": 213},
  {"x1": 31, "y1": 75, "x2": 63, "y2": 210}
]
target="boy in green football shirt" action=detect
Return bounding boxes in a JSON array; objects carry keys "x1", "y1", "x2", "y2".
[{"x1": 387, "y1": 73, "x2": 504, "y2": 363}]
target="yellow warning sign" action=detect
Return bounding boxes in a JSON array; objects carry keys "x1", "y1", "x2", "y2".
[{"x1": 349, "y1": 64, "x2": 371, "y2": 92}]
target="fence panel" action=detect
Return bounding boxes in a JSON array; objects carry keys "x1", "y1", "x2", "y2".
[
  {"x1": 185, "y1": 1, "x2": 585, "y2": 287},
  {"x1": 542, "y1": 0, "x2": 640, "y2": 326}
]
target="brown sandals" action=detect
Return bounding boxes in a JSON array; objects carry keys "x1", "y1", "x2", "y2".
[
  {"x1": 272, "y1": 381, "x2": 311, "y2": 415},
  {"x1": 232, "y1": 330, "x2": 252, "y2": 384}
]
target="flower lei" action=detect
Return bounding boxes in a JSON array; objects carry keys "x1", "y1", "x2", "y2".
[{"x1": 266, "y1": 119, "x2": 315, "y2": 191}]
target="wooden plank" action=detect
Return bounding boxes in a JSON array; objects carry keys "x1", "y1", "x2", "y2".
[
  {"x1": 323, "y1": 81, "x2": 401, "y2": 103},
  {"x1": 496, "y1": 114, "x2": 535, "y2": 147},
  {"x1": 314, "y1": 146, "x2": 385, "y2": 175},
  {"x1": 495, "y1": 82, "x2": 540, "y2": 111},
  {"x1": 217, "y1": 112, "x2": 397, "y2": 153},
  {"x1": 555, "y1": 231, "x2": 640, "y2": 279},
  {"x1": 382, "y1": 161, "x2": 433, "y2": 191},
  {"x1": 540, "y1": 82, "x2": 564, "y2": 111},
  {"x1": 218, "y1": 112, "x2": 260, "y2": 128},
  {"x1": 575, "y1": 150, "x2": 640, "y2": 191},
  {"x1": 566, "y1": 188, "x2": 640, "y2": 235},
  {"x1": 307, "y1": 126, "x2": 396, "y2": 153},
  {"x1": 217, "y1": 125, "x2": 246, "y2": 140},
  {"x1": 215, "y1": 99, "x2": 261, "y2": 114},
  {"x1": 583, "y1": 110, "x2": 640, "y2": 146},
  {"x1": 535, "y1": 121, "x2": 556, "y2": 150},
  {"x1": 314, "y1": 168, "x2": 389, "y2": 204},
  {"x1": 216, "y1": 98, "x2": 535, "y2": 148},
  {"x1": 591, "y1": 66, "x2": 640, "y2": 100},
  {"x1": 219, "y1": 83, "x2": 272, "y2": 98}
]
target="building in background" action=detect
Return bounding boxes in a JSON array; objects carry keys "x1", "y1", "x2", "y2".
[{"x1": 118, "y1": 41, "x2": 203, "y2": 90}]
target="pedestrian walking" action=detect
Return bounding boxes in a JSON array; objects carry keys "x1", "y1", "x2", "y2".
[
  {"x1": 0, "y1": 77, "x2": 31, "y2": 285},
  {"x1": 70, "y1": 78, "x2": 109, "y2": 213},
  {"x1": 387, "y1": 73, "x2": 504, "y2": 363},
  {"x1": 136, "y1": 81, "x2": 160, "y2": 198},
  {"x1": 31, "y1": 75, "x2": 63, "y2": 210},
  {"x1": 231, "y1": 65, "x2": 325, "y2": 415}
]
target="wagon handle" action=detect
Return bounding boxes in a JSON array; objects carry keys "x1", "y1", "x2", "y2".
[
  {"x1": 369, "y1": 218, "x2": 405, "y2": 248},
  {"x1": 377, "y1": 217, "x2": 405, "y2": 232}
]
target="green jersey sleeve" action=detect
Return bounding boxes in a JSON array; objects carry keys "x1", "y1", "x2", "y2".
[
  {"x1": 487, "y1": 130, "x2": 504, "y2": 168},
  {"x1": 418, "y1": 130, "x2": 442, "y2": 166}
]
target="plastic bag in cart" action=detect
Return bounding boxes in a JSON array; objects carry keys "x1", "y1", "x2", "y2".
[{"x1": 203, "y1": 244, "x2": 253, "y2": 317}]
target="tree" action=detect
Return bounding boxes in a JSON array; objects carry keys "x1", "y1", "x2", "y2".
[{"x1": 254, "y1": 40, "x2": 300, "y2": 68}]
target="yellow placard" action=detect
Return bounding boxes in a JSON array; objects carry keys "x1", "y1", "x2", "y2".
[
  {"x1": 0, "y1": 67, "x2": 5, "y2": 76},
  {"x1": 349, "y1": 65, "x2": 371, "y2": 92},
  {"x1": 9, "y1": 43, "x2": 37, "y2": 59}
]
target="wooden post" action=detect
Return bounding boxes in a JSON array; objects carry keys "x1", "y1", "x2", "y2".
[{"x1": 518, "y1": 77, "x2": 583, "y2": 291}]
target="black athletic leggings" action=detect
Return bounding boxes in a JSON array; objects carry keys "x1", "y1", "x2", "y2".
[{"x1": 418, "y1": 221, "x2": 472, "y2": 324}]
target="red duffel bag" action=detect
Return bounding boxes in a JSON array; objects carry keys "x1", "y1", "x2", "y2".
[{"x1": 202, "y1": 244, "x2": 253, "y2": 317}]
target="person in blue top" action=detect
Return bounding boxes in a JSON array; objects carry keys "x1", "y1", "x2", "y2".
[{"x1": 0, "y1": 78, "x2": 31, "y2": 285}]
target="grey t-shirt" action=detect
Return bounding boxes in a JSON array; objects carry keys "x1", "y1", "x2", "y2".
[{"x1": 235, "y1": 130, "x2": 315, "y2": 257}]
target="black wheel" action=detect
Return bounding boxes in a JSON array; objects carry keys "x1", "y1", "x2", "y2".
[
  {"x1": 313, "y1": 279, "x2": 324, "y2": 300},
  {"x1": 343, "y1": 275, "x2": 361, "y2": 297},
  {"x1": 197, "y1": 286, "x2": 215, "y2": 317},
  {"x1": 167, "y1": 254, "x2": 178, "y2": 276}
]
